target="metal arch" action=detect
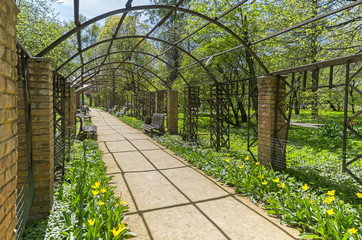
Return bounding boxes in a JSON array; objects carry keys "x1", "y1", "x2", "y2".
[
  {"x1": 76, "y1": 80, "x2": 136, "y2": 94},
  {"x1": 56, "y1": 35, "x2": 214, "y2": 82},
  {"x1": 72, "y1": 64, "x2": 160, "y2": 90},
  {"x1": 76, "y1": 74, "x2": 151, "y2": 91},
  {"x1": 65, "y1": 50, "x2": 190, "y2": 86},
  {"x1": 36, "y1": 5, "x2": 268, "y2": 73}
]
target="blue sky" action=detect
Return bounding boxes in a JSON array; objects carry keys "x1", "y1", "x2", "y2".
[{"x1": 53, "y1": 0, "x2": 151, "y2": 22}]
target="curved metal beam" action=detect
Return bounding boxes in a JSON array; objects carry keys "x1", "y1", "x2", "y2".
[
  {"x1": 76, "y1": 74, "x2": 151, "y2": 91},
  {"x1": 72, "y1": 64, "x2": 160, "y2": 90},
  {"x1": 57, "y1": 35, "x2": 216, "y2": 83},
  {"x1": 66, "y1": 50, "x2": 190, "y2": 86},
  {"x1": 36, "y1": 5, "x2": 268, "y2": 73},
  {"x1": 70, "y1": 61, "x2": 171, "y2": 90},
  {"x1": 76, "y1": 80, "x2": 133, "y2": 94}
]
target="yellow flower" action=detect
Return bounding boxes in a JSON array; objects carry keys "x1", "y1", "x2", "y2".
[
  {"x1": 255, "y1": 162, "x2": 260, "y2": 165},
  {"x1": 306, "y1": 196, "x2": 309, "y2": 200},
  {"x1": 348, "y1": 227, "x2": 358, "y2": 234},
  {"x1": 327, "y1": 190, "x2": 336, "y2": 196},
  {"x1": 310, "y1": 199, "x2": 314, "y2": 205},
  {"x1": 339, "y1": 200, "x2": 344, "y2": 205},
  {"x1": 326, "y1": 209, "x2": 335, "y2": 215},
  {"x1": 88, "y1": 219, "x2": 95, "y2": 226},
  {"x1": 301, "y1": 184, "x2": 309, "y2": 191},
  {"x1": 121, "y1": 201, "x2": 127, "y2": 205},
  {"x1": 273, "y1": 177, "x2": 280, "y2": 183},
  {"x1": 324, "y1": 196, "x2": 334, "y2": 204},
  {"x1": 98, "y1": 200, "x2": 105, "y2": 206},
  {"x1": 356, "y1": 193, "x2": 362, "y2": 198},
  {"x1": 100, "y1": 188, "x2": 107, "y2": 193},
  {"x1": 226, "y1": 165, "x2": 230, "y2": 168},
  {"x1": 239, "y1": 164, "x2": 244, "y2": 169},
  {"x1": 92, "y1": 182, "x2": 100, "y2": 189},
  {"x1": 225, "y1": 158, "x2": 230, "y2": 163},
  {"x1": 110, "y1": 227, "x2": 122, "y2": 237},
  {"x1": 92, "y1": 190, "x2": 99, "y2": 196},
  {"x1": 258, "y1": 174, "x2": 264, "y2": 179},
  {"x1": 278, "y1": 183, "x2": 285, "y2": 188},
  {"x1": 245, "y1": 156, "x2": 249, "y2": 160},
  {"x1": 262, "y1": 180, "x2": 268, "y2": 185},
  {"x1": 118, "y1": 223, "x2": 125, "y2": 231}
]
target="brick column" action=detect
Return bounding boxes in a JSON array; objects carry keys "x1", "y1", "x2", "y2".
[
  {"x1": 155, "y1": 91, "x2": 164, "y2": 113},
  {"x1": 258, "y1": 75, "x2": 287, "y2": 171},
  {"x1": 167, "y1": 90, "x2": 178, "y2": 134},
  {"x1": 65, "y1": 86, "x2": 76, "y2": 136},
  {"x1": 27, "y1": 58, "x2": 54, "y2": 218},
  {"x1": 0, "y1": 0, "x2": 19, "y2": 238}
]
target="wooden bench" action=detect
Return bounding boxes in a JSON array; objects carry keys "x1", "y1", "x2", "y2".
[
  {"x1": 108, "y1": 105, "x2": 118, "y2": 113},
  {"x1": 76, "y1": 113, "x2": 97, "y2": 140},
  {"x1": 116, "y1": 106, "x2": 128, "y2": 117},
  {"x1": 142, "y1": 113, "x2": 166, "y2": 133}
]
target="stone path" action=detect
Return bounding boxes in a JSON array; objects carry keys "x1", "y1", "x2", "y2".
[{"x1": 90, "y1": 108, "x2": 299, "y2": 240}]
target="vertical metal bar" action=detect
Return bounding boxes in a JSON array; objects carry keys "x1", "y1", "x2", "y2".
[
  {"x1": 329, "y1": 66, "x2": 333, "y2": 89},
  {"x1": 342, "y1": 63, "x2": 350, "y2": 172},
  {"x1": 303, "y1": 71, "x2": 307, "y2": 89}
]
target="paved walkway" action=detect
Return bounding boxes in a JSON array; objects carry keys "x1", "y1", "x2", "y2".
[{"x1": 90, "y1": 108, "x2": 299, "y2": 240}]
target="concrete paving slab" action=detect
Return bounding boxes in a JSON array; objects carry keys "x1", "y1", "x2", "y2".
[
  {"x1": 161, "y1": 167, "x2": 228, "y2": 202},
  {"x1": 122, "y1": 133, "x2": 151, "y2": 140},
  {"x1": 130, "y1": 139, "x2": 161, "y2": 151},
  {"x1": 97, "y1": 129, "x2": 119, "y2": 135},
  {"x1": 106, "y1": 141, "x2": 137, "y2": 152},
  {"x1": 142, "y1": 149, "x2": 185, "y2": 169},
  {"x1": 124, "y1": 171, "x2": 189, "y2": 211},
  {"x1": 196, "y1": 196, "x2": 297, "y2": 240},
  {"x1": 113, "y1": 151, "x2": 155, "y2": 172},
  {"x1": 109, "y1": 173, "x2": 137, "y2": 211},
  {"x1": 102, "y1": 153, "x2": 120, "y2": 174},
  {"x1": 98, "y1": 134, "x2": 126, "y2": 142},
  {"x1": 143, "y1": 205, "x2": 226, "y2": 240},
  {"x1": 97, "y1": 142, "x2": 109, "y2": 153}
]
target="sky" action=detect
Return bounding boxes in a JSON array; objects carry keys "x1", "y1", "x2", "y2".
[{"x1": 53, "y1": 0, "x2": 151, "y2": 22}]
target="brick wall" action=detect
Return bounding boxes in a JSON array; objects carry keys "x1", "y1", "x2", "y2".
[
  {"x1": 258, "y1": 75, "x2": 287, "y2": 171},
  {"x1": 0, "y1": 0, "x2": 19, "y2": 239},
  {"x1": 27, "y1": 58, "x2": 54, "y2": 218},
  {"x1": 167, "y1": 90, "x2": 178, "y2": 134}
]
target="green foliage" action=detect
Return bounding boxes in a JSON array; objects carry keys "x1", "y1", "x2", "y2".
[{"x1": 21, "y1": 140, "x2": 135, "y2": 240}]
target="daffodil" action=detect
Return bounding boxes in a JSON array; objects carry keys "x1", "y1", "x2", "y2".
[
  {"x1": 92, "y1": 190, "x2": 99, "y2": 196},
  {"x1": 110, "y1": 227, "x2": 122, "y2": 237},
  {"x1": 278, "y1": 183, "x2": 285, "y2": 188},
  {"x1": 239, "y1": 164, "x2": 244, "y2": 169},
  {"x1": 121, "y1": 201, "x2": 127, "y2": 205},
  {"x1": 245, "y1": 156, "x2": 249, "y2": 160},
  {"x1": 327, "y1": 190, "x2": 336, "y2": 196},
  {"x1": 348, "y1": 227, "x2": 358, "y2": 234},
  {"x1": 92, "y1": 182, "x2": 100, "y2": 189},
  {"x1": 225, "y1": 158, "x2": 230, "y2": 163},
  {"x1": 326, "y1": 209, "x2": 335, "y2": 216},
  {"x1": 356, "y1": 193, "x2": 362, "y2": 198},
  {"x1": 98, "y1": 200, "x2": 105, "y2": 206},
  {"x1": 88, "y1": 219, "x2": 95, "y2": 226},
  {"x1": 100, "y1": 188, "x2": 107, "y2": 193},
  {"x1": 273, "y1": 177, "x2": 280, "y2": 183},
  {"x1": 262, "y1": 180, "x2": 268, "y2": 185},
  {"x1": 301, "y1": 184, "x2": 308, "y2": 191}
]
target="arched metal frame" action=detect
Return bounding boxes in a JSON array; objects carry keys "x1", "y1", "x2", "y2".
[{"x1": 76, "y1": 75, "x2": 151, "y2": 91}]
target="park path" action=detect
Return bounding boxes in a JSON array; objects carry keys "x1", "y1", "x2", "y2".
[{"x1": 90, "y1": 108, "x2": 299, "y2": 240}]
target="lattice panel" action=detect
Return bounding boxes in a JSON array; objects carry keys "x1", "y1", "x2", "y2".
[
  {"x1": 210, "y1": 83, "x2": 230, "y2": 150},
  {"x1": 182, "y1": 86, "x2": 200, "y2": 142}
]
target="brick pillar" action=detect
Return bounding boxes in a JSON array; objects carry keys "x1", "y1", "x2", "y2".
[
  {"x1": 155, "y1": 91, "x2": 164, "y2": 113},
  {"x1": 258, "y1": 76, "x2": 287, "y2": 171},
  {"x1": 0, "y1": 0, "x2": 19, "y2": 238},
  {"x1": 65, "y1": 86, "x2": 76, "y2": 136},
  {"x1": 167, "y1": 90, "x2": 178, "y2": 134},
  {"x1": 27, "y1": 58, "x2": 54, "y2": 218},
  {"x1": 75, "y1": 93, "x2": 80, "y2": 109}
]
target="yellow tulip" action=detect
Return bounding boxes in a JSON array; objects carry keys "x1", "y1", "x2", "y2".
[
  {"x1": 121, "y1": 201, "x2": 127, "y2": 205},
  {"x1": 262, "y1": 180, "x2": 268, "y2": 185},
  {"x1": 348, "y1": 227, "x2": 358, "y2": 234},
  {"x1": 327, "y1": 190, "x2": 336, "y2": 196},
  {"x1": 239, "y1": 164, "x2": 244, "y2": 169},
  {"x1": 326, "y1": 209, "x2": 335, "y2": 215},
  {"x1": 245, "y1": 156, "x2": 249, "y2": 160},
  {"x1": 88, "y1": 219, "x2": 95, "y2": 226},
  {"x1": 225, "y1": 158, "x2": 230, "y2": 163},
  {"x1": 356, "y1": 193, "x2": 362, "y2": 198},
  {"x1": 92, "y1": 182, "x2": 100, "y2": 189},
  {"x1": 92, "y1": 190, "x2": 99, "y2": 196},
  {"x1": 301, "y1": 184, "x2": 308, "y2": 191},
  {"x1": 110, "y1": 227, "x2": 122, "y2": 237},
  {"x1": 273, "y1": 177, "x2": 280, "y2": 183},
  {"x1": 278, "y1": 183, "x2": 285, "y2": 188},
  {"x1": 100, "y1": 188, "x2": 106, "y2": 193},
  {"x1": 98, "y1": 200, "x2": 105, "y2": 206}
]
